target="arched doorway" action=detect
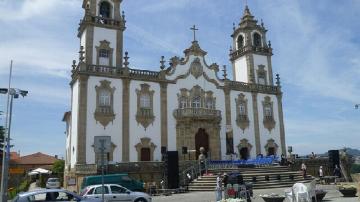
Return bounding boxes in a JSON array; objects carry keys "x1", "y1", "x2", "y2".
[
  {"x1": 267, "y1": 147, "x2": 275, "y2": 156},
  {"x1": 239, "y1": 147, "x2": 249, "y2": 160},
  {"x1": 195, "y1": 128, "x2": 209, "y2": 159}
]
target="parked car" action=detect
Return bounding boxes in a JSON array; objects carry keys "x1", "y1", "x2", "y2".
[
  {"x1": 81, "y1": 174, "x2": 144, "y2": 191},
  {"x1": 12, "y1": 189, "x2": 101, "y2": 202},
  {"x1": 81, "y1": 184, "x2": 151, "y2": 202},
  {"x1": 46, "y1": 177, "x2": 61, "y2": 189}
]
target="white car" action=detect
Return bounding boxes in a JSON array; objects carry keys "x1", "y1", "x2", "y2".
[
  {"x1": 81, "y1": 184, "x2": 151, "y2": 202},
  {"x1": 46, "y1": 178, "x2": 61, "y2": 189}
]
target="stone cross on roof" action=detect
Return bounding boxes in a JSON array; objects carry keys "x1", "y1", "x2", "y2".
[{"x1": 190, "y1": 25, "x2": 198, "y2": 42}]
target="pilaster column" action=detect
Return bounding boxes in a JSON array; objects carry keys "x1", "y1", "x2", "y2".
[
  {"x1": 122, "y1": 79, "x2": 130, "y2": 162},
  {"x1": 251, "y1": 92, "x2": 261, "y2": 155},
  {"x1": 276, "y1": 92, "x2": 286, "y2": 155},
  {"x1": 85, "y1": 26, "x2": 94, "y2": 65},
  {"x1": 267, "y1": 55, "x2": 274, "y2": 85},
  {"x1": 116, "y1": 30, "x2": 123, "y2": 68},
  {"x1": 224, "y1": 86, "x2": 233, "y2": 154},
  {"x1": 160, "y1": 83, "x2": 168, "y2": 149},
  {"x1": 77, "y1": 75, "x2": 88, "y2": 164}
]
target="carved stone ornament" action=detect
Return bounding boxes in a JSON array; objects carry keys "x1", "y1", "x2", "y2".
[
  {"x1": 94, "y1": 80, "x2": 116, "y2": 128},
  {"x1": 183, "y1": 40, "x2": 207, "y2": 57},
  {"x1": 136, "y1": 83, "x2": 155, "y2": 130},
  {"x1": 237, "y1": 138, "x2": 252, "y2": 153},
  {"x1": 190, "y1": 58, "x2": 203, "y2": 79},
  {"x1": 235, "y1": 93, "x2": 250, "y2": 132},
  {"x1": 262, "y1": 96, "x2": 276, "y2": 132},
  {"x1": 264, "y1": 138, "x2": 278, "y2": 156},
  {"x1": 135, "y1": 137, "x2": 157, "y2": 161}
]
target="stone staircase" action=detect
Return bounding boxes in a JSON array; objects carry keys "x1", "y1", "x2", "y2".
[{"x1": 188, "y1": 166, "x2": 314, "y2": 191}]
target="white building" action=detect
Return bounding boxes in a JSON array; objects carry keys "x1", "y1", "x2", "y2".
[{"x1": 63, "y1": 0, "x2": 286, "y2": 173}]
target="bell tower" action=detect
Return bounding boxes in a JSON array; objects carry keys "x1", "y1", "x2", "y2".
[
  {"x1": 79, "y1": 0, "x2": 126, "y2": 68},
  {"x1": 230, "y1": 6, "x2": 273, "y2": 85}
]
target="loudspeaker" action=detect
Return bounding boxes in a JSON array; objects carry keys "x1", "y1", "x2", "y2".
[
  {"x1": 328, "y1": 150, "x2": 339, "y2": 169},
  {"x1": 182, "y1": 146, "x2": 188, "y2": 155},
  {"x1": 161, "y1": 146, "x2": 167, "y2": 154},
  {"x1": 166, "y1": 151, "x2": 179, "y2": 189}
]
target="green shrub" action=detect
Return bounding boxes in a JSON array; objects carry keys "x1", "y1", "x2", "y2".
[{"x1": 350, "y1": 164, "x2": 360, "y2": 174}]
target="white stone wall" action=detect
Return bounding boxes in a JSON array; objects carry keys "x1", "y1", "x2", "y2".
[
  {"x1": 85, "y1": 76, "x2": 123, "y2": 164},
  {"x1": 230, "y1": 91, "x2": 257, "y2": 158},
  {"x1": 70, "y1": 81, "x2": 79, "y2": 168},
  {"x1": 93, "y1": 27, "x2": 117, "y2": 66},
  {"x1": 129, "y1": 81, "x2": 162, "y2": 162},
  {"x1": 257, "y1": 93, "x2": 283, "y2": 155},
  {"x1": 233, "y1": 57, "x2": 248, "y2": 83}
]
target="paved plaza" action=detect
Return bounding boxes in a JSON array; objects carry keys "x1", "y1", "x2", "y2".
[{"x1": 152, "y1": 185, "x2": 359, "y2": 202}]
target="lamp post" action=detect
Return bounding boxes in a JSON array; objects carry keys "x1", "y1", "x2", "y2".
[{"x1": 0, "y1": 88, "x2": 28, "y2": 202}]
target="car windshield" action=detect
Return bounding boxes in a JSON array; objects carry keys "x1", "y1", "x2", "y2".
[{"x1": 48, "y1": 178, "x2": 59, "y2": 182}]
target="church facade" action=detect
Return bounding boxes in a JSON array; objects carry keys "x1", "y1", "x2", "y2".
[{"x1": 63, "y1": 0, "x2": 286, "y2": 171}]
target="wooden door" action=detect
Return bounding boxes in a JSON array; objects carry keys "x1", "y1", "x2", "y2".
[
  {"x1": 141, "y1": 148, "x2": 151, "y2": 161},
  {"x1": 195, "y1": 128, "x2": 209, "y2": 159}
]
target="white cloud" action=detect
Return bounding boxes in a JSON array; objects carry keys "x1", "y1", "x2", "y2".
[{"x1": 0, "y1": 0, "x2": 78, "y2": 22}]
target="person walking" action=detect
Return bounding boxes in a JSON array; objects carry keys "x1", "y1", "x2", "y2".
[
  {"x1": 301, "y1": 163, "x2": 307, "y2": 179},
  {"x1": 215, "y1": 173, "x2": 222, "y2": 201}
]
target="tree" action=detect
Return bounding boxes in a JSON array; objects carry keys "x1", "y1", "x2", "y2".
[
  {"x1": 52, "y1": 159, "x2": 65, "y2": 186},
  {"x1": 52, "y1": 159, "x2": 65, "y2": 174}
]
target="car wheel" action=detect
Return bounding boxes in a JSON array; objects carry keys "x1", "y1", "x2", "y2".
[{"x1": 135, "y1": 198, "x2": 147, "y2": 202}]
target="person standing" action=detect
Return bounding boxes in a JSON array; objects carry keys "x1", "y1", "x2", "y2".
[
  {"x1": 333, "y1": 164, "x2": 341, "y2": 183},
  {"x1": 301, "y1": 163, "x2": 307, "y2": 179},
  {"x1": 215, "y1": 173, "x2": 222, "y2": 201},
  {"x1": 318, "y1": 166, "x2": 324, "y2": 184}
]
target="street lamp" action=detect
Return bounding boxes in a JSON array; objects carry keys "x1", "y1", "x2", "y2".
[{"x1": 0, "y1": 87, "x2": 28, "y2": 202}]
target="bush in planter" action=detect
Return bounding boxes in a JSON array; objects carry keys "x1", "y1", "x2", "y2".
[
  {"x1": 337, "y1": 184, "x2": 358, "y2": 197},
  {"x1": 312, "y1": 189, "x2": 327, "y2": 202}
]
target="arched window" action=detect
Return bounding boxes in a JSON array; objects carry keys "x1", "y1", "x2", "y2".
[
  {"x1": 253, "y1": 33, "x2": 261, "y2": 47},
  {"x1": 140, "y1": 94, "x2": 151, "y2": 108},
  {"x1": 237, "y1": 35, "x2": 244, "y2": 49},
  {"x1": 192, "y1": 96, "x2": 201, "y2": 108},
  {"x1": 179, "y1": 97, "x2": 187, "y2": 109},
  {"x1": 99, "y1": 1, "x2": 111, "y2": 18},
  {"x1": 99, "y1": 89, "x2": 111, "y2": 106}
]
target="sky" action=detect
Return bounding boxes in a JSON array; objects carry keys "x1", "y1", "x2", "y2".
[{"x1": 0, "y1": 0, "x2": 359, "y2": 158}]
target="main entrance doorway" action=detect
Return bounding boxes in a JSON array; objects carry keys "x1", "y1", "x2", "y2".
[{"x1": 195, "y1": 128, "x2": 209, "y2": 159}]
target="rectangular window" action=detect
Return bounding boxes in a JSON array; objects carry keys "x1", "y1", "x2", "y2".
[{"x1": 99, "y1": 49, "x2": 109, "y2": 58}]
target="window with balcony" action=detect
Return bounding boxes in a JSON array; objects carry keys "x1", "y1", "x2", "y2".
[
  {"x1": 99, "y1": 89, "x2": 110, "y2": 107},
  {"x1": 262, "y1": 96, "x2": 276, "y2": 132},
  {"x1": 136, "y1": 84, "x2": 155, "y2": 129},
  {"x1": 95, "y1": 80, "x2": 116, "y2": 128},
  {"x1": 192, "y1": 96, "x2": 201, "y2": 108},
  {"x1": 257, "y1": 65, "x2": 267, "y2": 85},
  {"x1": 96, "y1": 40, "x2": 113, "y2": 66},
  {"x1": 235, "y1": 93, "x2": 249, "y2": 132}
]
